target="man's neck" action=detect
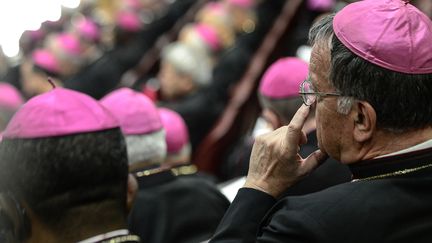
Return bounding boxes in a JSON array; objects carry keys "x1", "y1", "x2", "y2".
[{"x1": 359, "y1": 127, "x2": 432, "y2": 161}]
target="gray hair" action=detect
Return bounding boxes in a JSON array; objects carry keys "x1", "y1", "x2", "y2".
[
  {"x1": 309, "y1": 14, "x2": 432, "y2": 132},
  {"x1": 162, "y1": 42, "x2": 211, "y2": 87},
  {"x1": 309, "y1": 14, "x2": 353, "y2": 115},
  {"x1": 125, "y1": 129, "x2": 167, "y2": 165}
]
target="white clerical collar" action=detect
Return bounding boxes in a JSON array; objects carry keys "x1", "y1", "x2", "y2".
[
  {"x1": 77, "y1": 229, "x2": 129, "y2": 243},
  {"x1": 376, "y1": 139, "x2": 432, "y2": 158}
]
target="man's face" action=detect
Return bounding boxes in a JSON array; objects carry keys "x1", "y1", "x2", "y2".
[
  {"x1": 158, "y1": 61, "x2": 194, "y2": 100},
  {"x1": 309, "y1": 43, "x2": 351, "y2": 162}
]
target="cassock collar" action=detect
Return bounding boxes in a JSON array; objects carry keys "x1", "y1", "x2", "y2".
[
  {"x1": 349, "y1": 146, "x2": 432, "y2": 181},
  {"x1": 77, "y1": 229, "x2": 140, "y2": 243},
  {"x1": 132, "y1": 165, "x2": 177, "y2": 189}
]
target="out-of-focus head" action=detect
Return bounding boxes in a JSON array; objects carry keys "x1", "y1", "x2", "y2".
[
  {"x1": 259, "y1": 57, "x2": 308, "y2": 99},
  {"x1": 223, "y1": 0, "x2": 256, "y2": 33},
  {"x1": 19, "y1": 29, "x2": 45, "y2": 57},
  {"x1": 22, "y1": 49, "x2": 62, "y2": 98},
  {"x1": 72, "y1": 16, "x2": 101, "y2": 44},
  {"x1": 0, "y1": 88, "x2": 128, "y2": 240},
  {"x1": 179, "y1": 23, "x2": 222, "y2": 53},
  {"x1": 158, "y1": 108, "x2": 191, "y2": 164},
  {"x1": 46, "y1": 33, "x2": 83, "y2": 59},
  {"x1": 195, "y1": 2, "x2": 235, "y2": 49},
  {"x1": 307, "y1": 0, "x2": 432, "y2": 162},
  {"x1": 0, "y1": 83, "x2": 24, "y2": 132},
  {"x1": 258, "y1": 57, "x2": 308, "y2": 127},
  {"x1": 0, "y1": 83, "x2": 24, "y2": 113},
  {"x1": 158, "y1": 42, "x2": 211, "y2": 100},
  {"x1": 307, "y1": 0, "x2": 336, "y2": 12},
  {"x1": 44, "y1": 33, "x2": 84, "y2": 77},
  {"x1": 31, "y1": 49, "x2": 61, "y2": 77},
  {"x1": 100, "y1": 88, "x2": 166, "y2": 166},
  {"x1": 115, "y1": 10, "x2": 142, "y2": 33}
]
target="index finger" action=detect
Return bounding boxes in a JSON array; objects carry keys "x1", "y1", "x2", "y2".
[
  {"x1": 287, "y1": 104, "x2": 311, "y2": 133},
  {"x1": 284, "y1": 105, "x2": 311, "y2": 155}
]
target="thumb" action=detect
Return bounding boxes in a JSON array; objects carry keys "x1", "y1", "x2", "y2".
[{"x1": 299, "y1": 149, "x2": 329, "y2": 175}]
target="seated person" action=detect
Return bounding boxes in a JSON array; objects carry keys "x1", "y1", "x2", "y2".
[
  {"x1": 0, "y1": 87, "x2": 139, "y2": 242},
  {"x1": 221, "y1": 57, "x2": 351, "y2": 196},
  {"x1": 101, "y1": 88, "x2": 230, "y2": 243}
]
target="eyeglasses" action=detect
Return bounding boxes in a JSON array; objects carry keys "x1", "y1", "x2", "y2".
[{"x1": 299, "y1": 79, "x2": 341, "y2": 106}]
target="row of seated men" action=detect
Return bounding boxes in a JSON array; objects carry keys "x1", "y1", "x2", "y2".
[{"x1": 0, "y1": 52, "x2": 352, "y2": 242}]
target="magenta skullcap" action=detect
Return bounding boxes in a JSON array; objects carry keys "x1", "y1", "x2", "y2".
[
  {"x1": 307, "y1": 0, "x2": 335, "y2": 11},
  {"x1": 2, "y1": 88, "x2": 119, "y2": 139},
  {"x1": 32, "y1": 49, "x2": 61, "y2": 74},
  {"x1": 0, "y1": 82, "x2": 24, "y2": 111},
  {"x1": 116, "y1": 11, "x2": 142, "y2": 32},
  {"x1": 226, "y1": 0, "x2": 254, "y2": 8},
  {"x1": 159, "y1": 108, "x2": 189, "y2": 154},
  {"x1": 76, "y1": 17, "x2": 100, "y2": 42},
  {"x1": 55, "y1": 33, "x2": 82, "y2": 56},
  {"x1": 259, "y1": 57, "x2": 308, "y2": 99},
  {"x1": 333, "y1": 0, "x2": 432, "y2": 74},
  {"x1": 195, "y1": 24, "x2": 221, "y2": 51},
  {"x1": 100, "y1": 88, "x2": 162, "y2": 135}
]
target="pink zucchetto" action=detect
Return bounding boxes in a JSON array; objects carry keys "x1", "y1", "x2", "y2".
[
  {"x1": 100, "y1": 88, "x2": 162, "y2": 135},
  {"x1": 195, "y1": 24, "x2": 221, "y2": 52},
  {"x1": 333, "y1": 0, "x2": 432, "y2": 74},
  {"x1": 32, "y1": 49, "x2": 61, "y2": 74},
  {"x1": 116, "y1": 11, "x2": 142, "y2": 32},
  {"x1": 76, "y1": 17, "x2": 100, "y2": 43},
  {"x1": 159, "y1": 108, "x2": 189, "y2": 154},
  {"x1": 2, "y1": 88, "x2": 119, "y2": 139},
  {"x1": 54, "y1": 33, "x2": 83, "y2": 56},
  {"x1": 0, "y1": 83, "x2": 24, "y2": 111},
  {"x1": 259, "y1": 57, "x2": 308, "y2": 99},
  {"x1": 307, "y1": 0, "x2": 335, "y2": 11}
]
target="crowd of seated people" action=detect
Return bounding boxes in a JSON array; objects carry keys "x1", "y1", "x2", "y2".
[{"x1": 1, "y1": 0, "x2": 432, "y2": 242}]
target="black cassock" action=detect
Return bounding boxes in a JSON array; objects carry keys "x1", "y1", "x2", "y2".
[
  {"x1": 210, "y1": 147, "x2": 432, "y2": 243},
  {"x1": 128, "y1": 167, "x2": 230, "y2": 243}
]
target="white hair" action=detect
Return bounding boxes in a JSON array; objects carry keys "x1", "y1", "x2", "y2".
[
  {"x1": 125, "y1": 129, "x2": 167, "y2": 165},
  {"x1": 337, "y1": 96, "x2": 354, "y2": 115},
  {"x1": 162, "y1": 42, "x2": 211, "y2": 87}
]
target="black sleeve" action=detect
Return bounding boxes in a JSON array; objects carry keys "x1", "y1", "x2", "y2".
[{"x1": 209, "y1": 188, "x2": 276, "y2": 243}]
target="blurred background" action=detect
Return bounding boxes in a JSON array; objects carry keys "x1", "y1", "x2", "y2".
[{"x1": 0, "y1": 0, "x2": 431, "y2": 181}]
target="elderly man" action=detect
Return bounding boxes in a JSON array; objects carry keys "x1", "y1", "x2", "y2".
[
  {"x1": 0, "y1": 88, "x2": 139, "y2": 242},
  {"x1": 101, "y1": 88, "x2": 229, "y2": 243},
  {"x1": 210, "y1": 0, "x2": 432, "y2": 242}
]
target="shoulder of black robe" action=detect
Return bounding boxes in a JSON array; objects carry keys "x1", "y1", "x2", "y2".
[
  {"x1": 111, "y1": 0, "x2": 197, "y2": 70},
  {"x1": 63, "y1": 54, "x2": 123, "y2": 100},
  {"x1": 128, "y1": 172, "x2": 230, "y2": 243},
  {"x1": 211, "y1": 148, "x2": 432, "y2": 243},
  {"x1": 209, "y1": 0, "x2": 288, "y2": 105},
  {"x1": 158, "y1": 90, "x2": 223, "y2": 150}
]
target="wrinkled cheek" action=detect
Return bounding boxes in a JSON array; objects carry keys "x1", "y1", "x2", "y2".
[{"x1": 315, "y1": 106, "x2": 331, "y2": 155}]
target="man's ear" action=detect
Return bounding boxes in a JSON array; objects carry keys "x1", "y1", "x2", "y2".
[
  {"x1": 126, "y1": 174, "x2": 138, "y2": 214},
  {"x1": 352, "y1": 101, "x2": 376, "y2": 143}
]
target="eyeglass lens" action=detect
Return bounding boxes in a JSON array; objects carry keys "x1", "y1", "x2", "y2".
[{"x1": 301, "y1": 80, "x2": 316, "y2": 105}]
